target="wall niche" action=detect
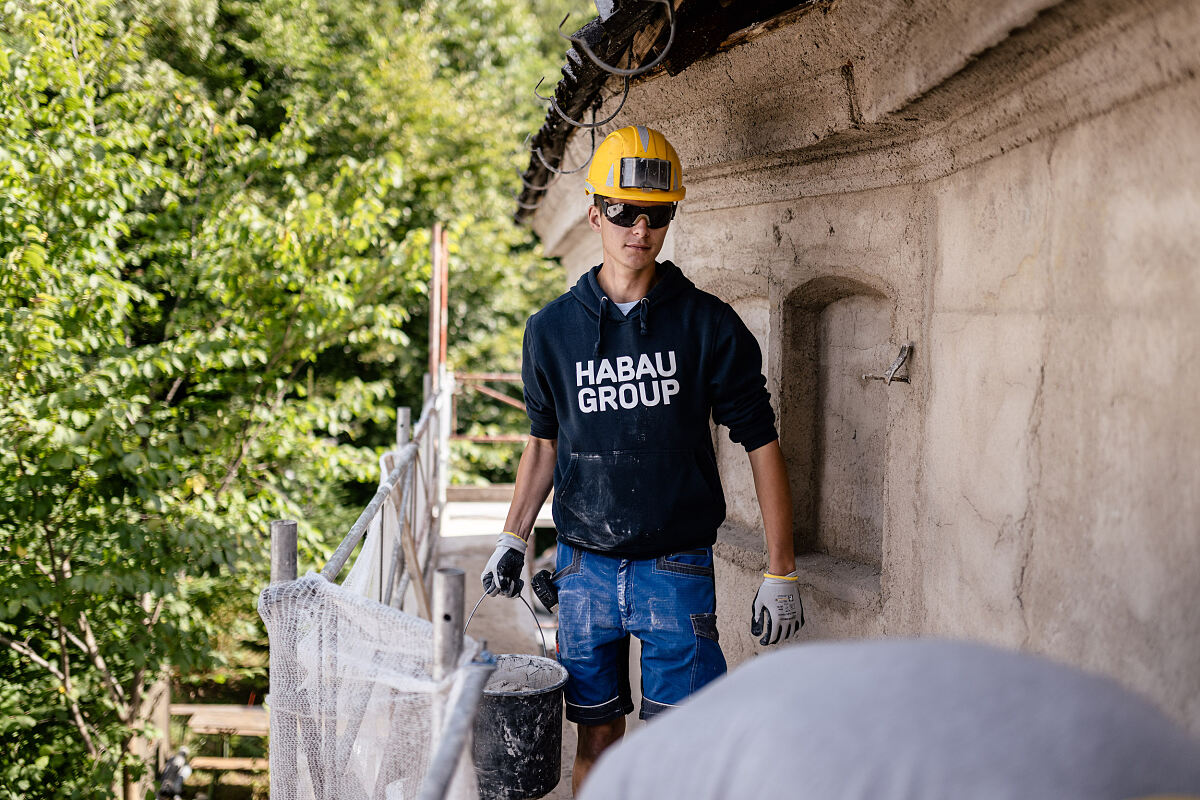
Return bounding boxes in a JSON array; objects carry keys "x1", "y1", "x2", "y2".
[{"x1": 781, "y1": 276, "x2": 895, "y2": 571}]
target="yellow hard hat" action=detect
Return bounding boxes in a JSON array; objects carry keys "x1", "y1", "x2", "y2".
[{"x1": 584, "y1": 125, "x2": 685, "y2": 202}]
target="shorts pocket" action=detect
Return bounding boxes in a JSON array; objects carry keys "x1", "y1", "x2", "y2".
[
  {"x1": 689, "y1": 613, "x2": 726, "y2": 691},
  {"x1": 654, "y1": 548, "x2": 714, "y2": 578},
  {"x1": 551, "y1": 542, "x2": 583, "y2": 582}
]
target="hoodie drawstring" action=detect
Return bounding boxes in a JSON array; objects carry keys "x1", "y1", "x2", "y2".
[
  {"x1": 595, "y1": 295, "x2": 652, "y2": 353},
  {"x1": 595, "y1": 296, "x2": 608, "y2": 356}
]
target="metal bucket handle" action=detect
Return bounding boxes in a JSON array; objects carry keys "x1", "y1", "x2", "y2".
[{"x1": 465, "y1": 589, "x2": 550, "y2": 659}]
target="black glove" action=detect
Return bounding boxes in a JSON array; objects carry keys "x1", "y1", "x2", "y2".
[{"x1": 480, "y1": 532, "x2": 527, "y2": 597}]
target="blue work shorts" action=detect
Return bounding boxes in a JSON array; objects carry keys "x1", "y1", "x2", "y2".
[{"x1": 552, "y1": 540, "x2": 727, "y2": 725}]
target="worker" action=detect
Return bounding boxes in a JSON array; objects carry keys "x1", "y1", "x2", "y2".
[{"x1": 481, "y1": 124, "x2": 804, "y2": 792}]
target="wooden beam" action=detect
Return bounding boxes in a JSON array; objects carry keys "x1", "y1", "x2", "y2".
[
  {"x1": 186, "y1": 707, "x2": 269, "y2": 737},
  {"x1": 401, "y1": 512, "x2": 432, "y2": 620},
  {"x1": 169, "y1": 703, "x2": 255, "y2": 717},
  {"x1": 190, "y1": 756, "x2": 269, "y2": 772}
]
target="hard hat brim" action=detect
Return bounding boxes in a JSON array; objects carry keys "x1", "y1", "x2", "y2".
[{"x1": 585, "y1": 185, "x2": 686, "y2": 202}]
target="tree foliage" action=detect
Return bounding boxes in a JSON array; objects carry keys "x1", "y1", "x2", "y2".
[{"x1": 0, "y1": 0, "x2": 570, "y2": 793}]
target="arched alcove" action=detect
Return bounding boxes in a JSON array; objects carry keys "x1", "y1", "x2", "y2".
[{"x1": 781, "y1": 276, "x2": 893, "y2": 569}]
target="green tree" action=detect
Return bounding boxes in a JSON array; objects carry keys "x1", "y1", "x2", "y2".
[{"x1": 0, "y1": 0, "x2": 571, "y2": 794}]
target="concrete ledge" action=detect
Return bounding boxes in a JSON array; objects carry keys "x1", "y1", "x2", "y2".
[
  {"x1": 793, "y1": 553, "x2": 882, "y2": 610},
  {"x1": 715, "y1": 527, "x2": 882, "y2": 609},
  {"x1": 447, "y1": 484, "x2": 515, "y2": 502},
  {"x1": 447, "y1": 484, "x2": 554, "y2": 504},
  {"x1": 714, "y1": 524, "x2": 884, "y2": 668}
]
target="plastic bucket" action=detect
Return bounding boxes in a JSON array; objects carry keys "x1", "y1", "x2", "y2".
[{"x1": 472, "y1": 653, "x2": 568, "y2": 800}]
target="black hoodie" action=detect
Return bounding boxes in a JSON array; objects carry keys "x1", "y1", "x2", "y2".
[{"x1": 522, "y1": 261, "x2": 778, "y2": 558}]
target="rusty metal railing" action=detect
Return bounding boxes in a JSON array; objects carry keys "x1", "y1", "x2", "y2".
[{"x1": 451, "y1": 372, "x2": 528, "y2": 444}]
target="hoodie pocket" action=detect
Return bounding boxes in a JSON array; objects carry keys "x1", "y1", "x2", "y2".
[{"x1": 555, "y1": 449, "x2": 725, "y2": 546}]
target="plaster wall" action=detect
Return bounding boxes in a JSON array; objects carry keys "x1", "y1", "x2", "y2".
[{"x1": 529, "y1": 0, "x2": 1200, "y2": 732}]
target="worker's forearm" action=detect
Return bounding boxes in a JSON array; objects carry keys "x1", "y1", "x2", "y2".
[
  {"x1": 748, "y1": 439, "x2": 796, "y2": 575},
  {"x1": 503, "y1": 436, "x2": 557, "y2": 541}
]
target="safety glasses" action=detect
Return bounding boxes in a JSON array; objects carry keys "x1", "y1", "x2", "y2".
[{"x1": 599, "y1": 197, "x2": 677, "y2": 229}]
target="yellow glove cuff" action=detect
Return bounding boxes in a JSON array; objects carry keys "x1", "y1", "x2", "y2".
[
  {"x1": 763, "y1": 572, "x2": 798, "y2": 581},
  {"x1": 502, "y1": 530, "x2": 525, "y2": 543}
]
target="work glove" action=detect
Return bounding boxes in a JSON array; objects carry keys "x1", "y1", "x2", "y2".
[
  {"x1": 481, "y1": 531, "x2": 527, "y2": 597},
  {"x1": 751, "y1": 571, "x2": 805, "y2": 645}
]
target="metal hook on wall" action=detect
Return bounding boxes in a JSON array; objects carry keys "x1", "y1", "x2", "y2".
[
  {"x1": 558, "y1": 0, "x2": 677, "y2": 78},
  {"x1": 862, "y1": 343, "x2": 914, "y2": 385},
  {"x1": 535, "y1": 75, "x2": 630, "y2": 129}
]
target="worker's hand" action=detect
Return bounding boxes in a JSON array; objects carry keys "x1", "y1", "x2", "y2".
[
  {"x1": 481, "y1": 531, "x2": 527, "y2": 597},
  {"x1": 750, "y1": 571, "x2": 804, "y2": 645}
]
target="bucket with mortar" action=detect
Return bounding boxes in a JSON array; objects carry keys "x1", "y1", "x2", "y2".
[{"x1": 466, "y1": 591, "x2": 567, "y2": 800}]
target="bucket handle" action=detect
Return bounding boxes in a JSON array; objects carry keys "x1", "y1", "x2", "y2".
[{"x1": 465, "y1": 589, "x2": 550, "y2": 659}]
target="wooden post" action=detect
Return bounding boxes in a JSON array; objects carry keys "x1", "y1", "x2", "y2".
[
  {"x1": 397, "y1": 406, "x2": 411, "y2": 445},
  {"x1": 432, "y1": 568, "x2": 464, "y2": 682},
  {"x1": 402, "y1": 514, "x2": 432, "y2": 620},
  {"x1": 270, "y1": 520, "x2": 298, "y2": 584}
]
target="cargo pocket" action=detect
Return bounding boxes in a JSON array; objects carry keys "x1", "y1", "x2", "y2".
[
  {"x1": 689, "y1": 613, "x2": 726, "y2": 692},
  {"x1": 551, "y1": 542, "x2": 582, "y2": 582}
]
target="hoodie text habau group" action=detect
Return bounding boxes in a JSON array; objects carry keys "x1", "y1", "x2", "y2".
[{"x1": 575, "y1": 350, "x2": 680, "y2": 413}]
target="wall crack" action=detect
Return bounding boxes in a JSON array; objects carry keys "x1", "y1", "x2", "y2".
[{"x1": 841, "y1": 61, "x2": 865, "y2": 127}]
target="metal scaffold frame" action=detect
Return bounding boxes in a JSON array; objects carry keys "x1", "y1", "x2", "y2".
[{"x1": 262, "y1": 222, "x2": 497, "y2": 800}]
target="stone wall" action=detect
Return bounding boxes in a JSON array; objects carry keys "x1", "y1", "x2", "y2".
[{"x1": 529, "y1": 0, "x2": 1200, "y2": 733}]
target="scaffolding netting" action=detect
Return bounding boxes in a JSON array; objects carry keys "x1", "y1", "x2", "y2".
[{"x1": 260, "y1": 525, "x2": 479, "y2": 800}]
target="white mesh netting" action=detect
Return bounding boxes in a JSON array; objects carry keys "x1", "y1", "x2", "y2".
[{"x1": 260, "y1": 528, "x2": 480, "y2": 800}]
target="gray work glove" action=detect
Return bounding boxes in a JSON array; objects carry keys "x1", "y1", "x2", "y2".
[
  {"x1": 751, "y1": 571, "x2": 804, "y2": 645},
  {"x1": 481, "y1": 531, "x2": 527, "y2": 597}
]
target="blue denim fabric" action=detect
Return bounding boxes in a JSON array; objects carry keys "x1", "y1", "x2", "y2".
[{"x1": 553, "y1": 540, "x2": 727, "y2": 724}]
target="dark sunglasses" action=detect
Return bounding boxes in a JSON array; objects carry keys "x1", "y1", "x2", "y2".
[{"x1": 599, "y1": 198, "x2": 677, "y2": 229}]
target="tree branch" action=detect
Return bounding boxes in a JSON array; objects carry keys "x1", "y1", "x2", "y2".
[
  {"x1": 54, "y1": 616, "x2": 100, "y2": 757},
  {"x1": 75, "y1": 611, "x2": 129, "y2": 711},
  {"x1": 32, "y1": 504, "x2": 106, "y2": 753},
  {"x1": 0, "y1": 633, "x2": 66, "y2": 681},
  {"x1": 164, "y1": 376, "x2": 186, "y2": 405},
  {"x1": 127, "y1": 594, "x2": 167, "y2": 724},
  {"x1": 67, "y1": 694, "x2": 99, "y2": 758},
  {"x1": 144, "y1": 594, "x2": 166, "y2": 630}
]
